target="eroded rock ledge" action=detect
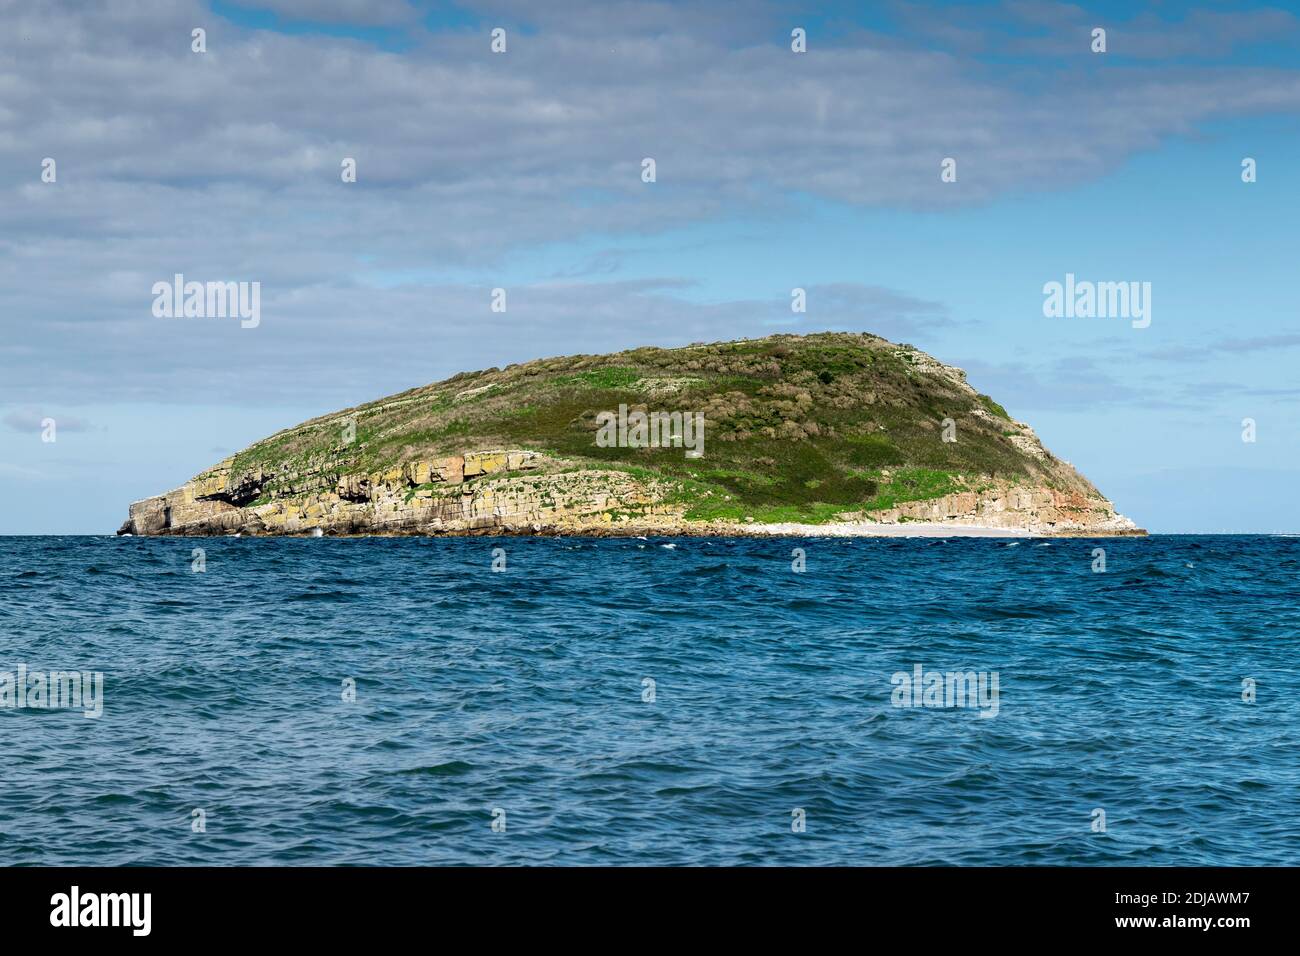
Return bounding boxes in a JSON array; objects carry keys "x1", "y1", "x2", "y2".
[{"x1": 119, "y1": 448, "x2": 1138, "y2": 537}]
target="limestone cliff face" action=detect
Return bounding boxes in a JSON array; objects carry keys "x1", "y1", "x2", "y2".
[
  {"x1": 120, "y1": 446, "x2": 1136, "y2": 538},
  {"x1": 120, "y1": 450, "x2": 673, "y2": 536},
  {"x1": 844, "y1": 480, "x2": 1137, "y2": 535},
  {"x1": 118, "y1": 332, "x2": 1141, "y2": 537},
  {"x1": 120, "y1": 460, "x2": 1134, "y2": 537}
]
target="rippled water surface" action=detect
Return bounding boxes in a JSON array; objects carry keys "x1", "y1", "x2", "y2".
[{"x1": 1, "y1": 534, "x2": 1297, "y2": 865}]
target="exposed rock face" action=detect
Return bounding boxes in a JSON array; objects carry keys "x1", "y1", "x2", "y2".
[
  {"x1": 848, "y1": 481, "x2": 1138, "y2": 535},
  {"x1": 120, "y1": 450, "x2": 1136, "y2": 537},
  {"x1": 118, "y1": 450, "x2": 627, "y2": 536}
]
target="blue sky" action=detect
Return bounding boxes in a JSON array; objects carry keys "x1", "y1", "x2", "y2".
[{"x1": 2, "y1": 0, "x2": 1299, "y2": 533}]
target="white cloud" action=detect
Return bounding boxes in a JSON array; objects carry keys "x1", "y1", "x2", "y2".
[
  {"x1": 237, "y1": 0, "x2": 421, "y2": 26},
  {"x1": 2, "y1": 0, "x2": 1300, "y2": 407},
  {"x1": 2, "y1": 407, "x2": 92, "y2": 432},
  {"x1": 0, "y1": 275, "x2": 950, "y2": 404}
]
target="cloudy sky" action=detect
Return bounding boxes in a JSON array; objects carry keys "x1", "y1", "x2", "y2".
[{"x1": 2, "y1": 0, "x2": 1298, "y2": 532}]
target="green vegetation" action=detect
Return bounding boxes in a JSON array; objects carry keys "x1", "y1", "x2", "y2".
[
  {"x1": 217, "y1": 332, "x2": 1091, "y2": 523},
  {"x1": 844, "y1": 434, "x2": 904, "y2": 467},
  {"x1": 852, "y1": 468, "x2": 964, "y2": 511},
  {"x1": 556, "y1": 366, "x2": 641, "y2": 389},
  {"x1": 978, "y1": 393, "x2": 1012, "y2": 420}
]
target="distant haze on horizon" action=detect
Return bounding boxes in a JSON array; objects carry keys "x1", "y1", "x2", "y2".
[{"x1": 2, "y1": 0, "x2": 1298, "y2": 534}]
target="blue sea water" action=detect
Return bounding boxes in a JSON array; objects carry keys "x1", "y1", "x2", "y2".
[{"x1": 0, "y1": 534, "x2": 1297, "y2": 866}]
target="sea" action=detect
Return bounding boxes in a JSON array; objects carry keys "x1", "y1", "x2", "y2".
[{"x1": 1, "y1": 534, "x2": 1296, "y2": 866}]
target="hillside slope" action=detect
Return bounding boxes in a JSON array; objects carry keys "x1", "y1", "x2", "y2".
[{"x1": 119, "y1": 332, "x2": 1140, "y2": 536}]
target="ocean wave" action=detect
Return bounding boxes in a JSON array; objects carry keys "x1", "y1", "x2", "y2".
[{"x1": 1, "y1": 534, "x2": 1296, "y2": 865}]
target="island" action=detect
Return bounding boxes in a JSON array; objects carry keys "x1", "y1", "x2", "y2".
[{"x1": 118, "y1": 332, "x2": 1141, "y2": 537}]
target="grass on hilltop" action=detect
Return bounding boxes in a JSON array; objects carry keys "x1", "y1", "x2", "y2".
[{"x1": 222, "y1": 333, "x2": 1072, "y2": 523}]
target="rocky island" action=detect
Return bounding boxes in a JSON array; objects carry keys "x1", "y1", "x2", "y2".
[{"x1": 118, "y1": 333, "x2": 1141, "y2": 537}]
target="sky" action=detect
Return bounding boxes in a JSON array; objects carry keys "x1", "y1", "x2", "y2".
[{"x1": 1, "y1": 0, "x2": 1298, "y2": 534}]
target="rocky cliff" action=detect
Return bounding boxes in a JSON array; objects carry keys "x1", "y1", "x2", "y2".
[{"x1": 119, "y1": 332, "x2": 1141, "y2": 537}]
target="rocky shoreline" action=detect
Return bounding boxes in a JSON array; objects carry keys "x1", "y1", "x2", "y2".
[{"x1": 119, "y1": 447, "x2": 1143, "y2": 539}]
